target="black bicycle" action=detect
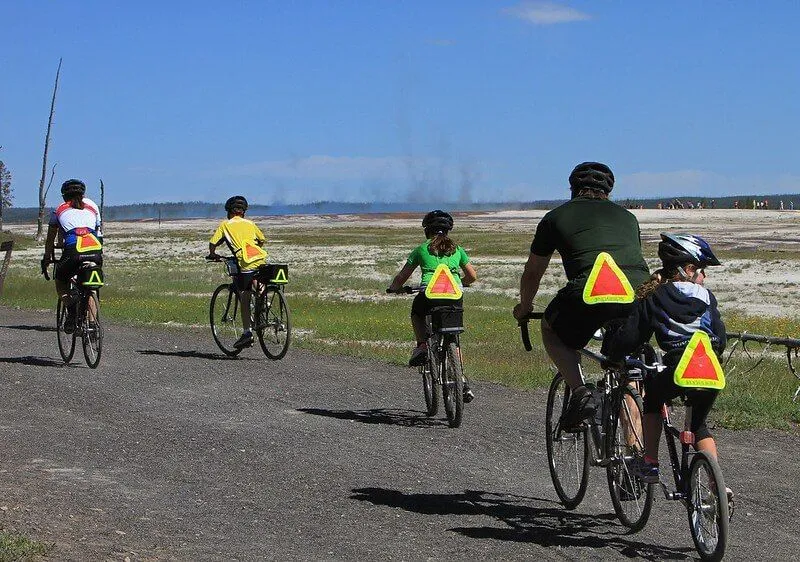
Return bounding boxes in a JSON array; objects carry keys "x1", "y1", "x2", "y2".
[
  {"x1": 207, "y1": 256, "x2": 291, "y2": 359},
  {"x1": 518, "y1": 313, "x2": 654, "y2": 531},
  {"x1": 388, "y1": 286, "x2": 467, "y2": 428},
  {"x1": 42, "y1": 257, "x2": 104, "y2": 368},
  {"x1": 627, "y1": 356, "x2": 731, "y2": 561}
]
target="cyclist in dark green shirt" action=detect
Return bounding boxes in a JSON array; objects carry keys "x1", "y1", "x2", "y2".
[
  {"x1": 388, "y1": 210, "x2": 477, "y2": 398},
  {"x1": 513, "y1": 162, "x2": 650, "y2": 428}
]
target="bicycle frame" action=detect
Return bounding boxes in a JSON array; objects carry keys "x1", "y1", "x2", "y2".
[{"x1": 659, "y1": 401, "x2": 697, "y2": 502}]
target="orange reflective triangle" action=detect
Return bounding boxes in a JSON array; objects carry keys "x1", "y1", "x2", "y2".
[
  {"x1": 241, "y1": 242, "x2": 266, "y2": 264},
  {"x1": 76, "y1": 233, "x2": 102, "y2": 253},
  {"x1": 583, "y1": 252, "x2": 634, "y2": 304},
  {"x1": 674, "y1": 332, "x2": 726, "y2": 390},
  {"x1": 425, "y1": 264, "x2": 463, "y2": 300}
]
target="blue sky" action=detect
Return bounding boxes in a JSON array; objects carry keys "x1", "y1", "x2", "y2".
[{"x1": 2, "y1": 1, "x2": 799, "y2": 207}]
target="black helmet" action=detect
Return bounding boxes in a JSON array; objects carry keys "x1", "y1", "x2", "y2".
[
  {"x1": 61, "y1": 179, "x2": 86, "y2": 197},
  {"x1": 658, "y1": 233, "x2": 721, "y2": 267},
  {"x1": 225, "y1": 195, "x2": 248, "y2": 213},
  {"x1": 422, "y1": 209, "x2": 454, "y2": 234},
  {"x1": 568, "y1": 162, "x2": 615, "y2": 193}
]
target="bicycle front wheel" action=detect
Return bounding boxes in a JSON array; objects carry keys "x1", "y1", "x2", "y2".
[
  {"x1": 56, "y1": 298, "x2": 76, "y2": 364},
  {"x1": 256, "y1": 286, "x2": 291, "y2": 360},
  {"x1": 545, "y1": 373, "x2": 589, "y2": 509},
  {"x1": 442, "y1": 342, "x2": 464, "y2": 428},
  {"x1": 420, "y1": 345, "x2": 440, "y2": 417},
  {"x1": 210, "y1": 284, "x2": 243, "y2": 357},
  {"x1": 605, "y1": 384, "x2": 653, "y2": 531},
  {"x1": 81, "y1": 291, "x2": 103, "y2": 369},
  {"x1": 687, "y1": 451, "x2": 729, "y2": 561}
]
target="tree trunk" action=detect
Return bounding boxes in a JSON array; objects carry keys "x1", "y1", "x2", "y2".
[{"x1": 36, "y1": 58, "x2": 62, "y2": 241}]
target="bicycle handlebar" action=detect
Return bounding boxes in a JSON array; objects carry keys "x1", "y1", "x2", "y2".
[
  {"x1": 386, "y1": 286, "x2": 421, "y2": 294},
  {"x1": 517, "y1": 312, "x2": 545, "y2": 352},
  {"x1": 40, "y1": 259, "x2": 51, "y2": 281}
]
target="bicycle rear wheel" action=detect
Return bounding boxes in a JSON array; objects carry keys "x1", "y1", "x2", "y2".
[
  {"x1": 606, "y1": 384, "x2": 653, "y2": 531},
  {"x1": 56, "y1": 298, "x2": 76, "y2": 363},
  {"x1": 81, "y1": 291, "x2": 103, "y2": 369},
  {"x1": 210, "y1": 284, "x2": 243, "y2": 357},
  {"x1": 420, "y1": 344, "x2": 440, "y2": 416},
  {"x1": 545, "y1": 372, "x2": 589, "y2": 509},
  {"x1": 442, "y1": 342, "x2": 464, "y2": 428},
  {"x1": 687, "y1": 451, "x2": 729, "y2": 561},
  {"x1": 256, "y1": 286, "x2": 291, "y2": 360}
]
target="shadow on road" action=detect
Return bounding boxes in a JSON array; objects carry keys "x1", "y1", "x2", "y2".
[
  {"x1": 1, "y1": 324, "x2": 56, "y2": 333},
  {"x1": 350, "y1": 488, "x2": 693, "y2": 561},
  {"x1": 136, "y1": 349, "x2": 259, "y2": 361},
  {"x1": 297, "y1": 407, "x2": 445, "y2": 428},
  {"x1": 0, "y1": 355, "x2": 68, "y2": 367}
]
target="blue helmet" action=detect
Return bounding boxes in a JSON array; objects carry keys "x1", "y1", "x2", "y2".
[{"x1": 658, "y1": 233, "x2": 721, "y2": 267}]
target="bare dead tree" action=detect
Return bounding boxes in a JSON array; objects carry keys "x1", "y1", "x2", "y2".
[
  {"x1": 99, "y1": 178, "x2": 105, "y2": 218},
  {"x1": 36, "y1": 58, "x2": 62, "y2": 241}
]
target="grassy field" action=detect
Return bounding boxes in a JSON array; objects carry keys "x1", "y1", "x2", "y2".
[
  {"x1": 0, "y1": 529, "x2": 51, "y2": 561},
  {"x1": 2, "y1": 220, "x2": 799, "y2": 430}
]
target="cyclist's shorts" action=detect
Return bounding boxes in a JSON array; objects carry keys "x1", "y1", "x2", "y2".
[
  {"x1": 544, "y1": 287, "x2": 635, "y2": 349},
  {"x1": 411, "y1": 292, "x2": 463, "y2": 319},
  {"x1": 643, "y1": 371, "x2": 718, "y2": 441},
  {"x1": 55, "y1": 248, "x2": 103, "y2": 284},
  {"x1": 233, "y1": 270, "x2": 257, "y2": 292}
]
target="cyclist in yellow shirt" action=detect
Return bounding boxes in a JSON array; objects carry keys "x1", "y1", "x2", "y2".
[{"x1": 207, "y1": 195, "x2": 268, "y2": 349}]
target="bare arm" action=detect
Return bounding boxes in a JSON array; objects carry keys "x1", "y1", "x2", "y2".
[
  {"x1": 43, "y1": 224, "x2": 58, "y2": 261},
  {"x1": 513, "y1": 252, "x2": 551, "y2": 319},
  {"x1": 388, "y1": 263, "x2": 416, "y2": 292},
  {"x1": 460, "y1": 262, "x2": 477, "y2": 287}
]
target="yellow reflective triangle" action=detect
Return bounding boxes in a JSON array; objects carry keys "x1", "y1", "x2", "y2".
[
  {"x1": 674, "y1": 332, "x2": 726, "y2": 390},
  {"x1": 582, "y1": 252, "x2": 635, "y2": 304},
  {"x1": 76, "y1": 233, "x2": 102, "y2": 253},
  {"x1": 271, "y1": 267, "x2": 288, "y2": 284},
  {"x1": 425, "y1": 264, "x2": 463, "y2": 300},
  {"x1": 83, "y1": 269, "x2": 104, "y2": 287}
]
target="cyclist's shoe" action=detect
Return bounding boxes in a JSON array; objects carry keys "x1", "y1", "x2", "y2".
[
  {"x1": 63, "y1": 311, "x2": 76, "y2": 334},
  {"x1": 631, "y1": 456, "x2": 660, "y2": 484},
  {"x1": 726, "y1": 487, "x2": 735, "y2": 521},
  {"x1": 233, "y1": 331, "x2": 254, "y2": 349},
  {"x1": 463, "y1": 384, "x2": 475, "y2": 403},
  {"x1": 559, "y1": 385, "x2": 596, "y2": 431},
  {"x1": 408, "y1": 343, "x2": 428, "y2": 367}
]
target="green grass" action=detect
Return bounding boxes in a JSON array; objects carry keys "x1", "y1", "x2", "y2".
[
  {"x1": 0, "y1": 529, "x2": 51, "y2": 561},
  {"x1": 2, "y1": 224, "x2": 798, "y2": 430}
]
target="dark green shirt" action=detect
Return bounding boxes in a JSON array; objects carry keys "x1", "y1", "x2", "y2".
[{"x1": 530, "y1": 197, "x2": 650, "y2": 291}]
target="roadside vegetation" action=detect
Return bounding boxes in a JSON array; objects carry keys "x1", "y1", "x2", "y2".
[
  {"x1": 1, "y1": 223, "x2": 798, "y2": 429},
  {"x1": 0, "y1": 529, "x2": 51, "y2": 561}
]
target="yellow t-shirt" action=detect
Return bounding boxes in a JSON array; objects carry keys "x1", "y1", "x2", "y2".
[{"x1": 209, "y1": 216, "x2": 268, "y2": 271}]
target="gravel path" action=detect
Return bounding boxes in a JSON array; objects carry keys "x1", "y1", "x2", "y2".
[{"x1": 0, "y1": 305, "x2": 798, "y2": 561}]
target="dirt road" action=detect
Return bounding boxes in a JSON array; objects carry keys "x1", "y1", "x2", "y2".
[{"x1": 1, "y1": 306, "x2": 798, "y2": 560}]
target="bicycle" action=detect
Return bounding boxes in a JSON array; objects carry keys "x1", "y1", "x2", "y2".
[
  {"x1": 518, "y1": 312, "x2": 654, "y2": 531},
  {"x1": 41, "y1": 256, "x2": 104, "y2": 368},
  {"x1": 387, "y1": 286, "x2": 468, "y2": 428},
  {"x1": 626, "y1": 355, "x2": 731, "y2": 561},
  {"x1": 207, "y1": 256, "x2": 291, "y2": 360}
]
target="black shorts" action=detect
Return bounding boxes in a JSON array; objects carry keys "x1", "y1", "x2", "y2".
[
  {"x1": 544, "y1": 287, "x2": 635, "y2": 349},
  {"x1": 55, "y1": 248, "x2": 103, "y2": 284},
  {"x1": 233, "y1": 270, "x2": 257, "y2": 292},
  {"x1": 643, "y1": 370, "x2": 718, "y2": 442},
  {"x1": 411, "y1": 292, "x2": 463, "y2": 319}
]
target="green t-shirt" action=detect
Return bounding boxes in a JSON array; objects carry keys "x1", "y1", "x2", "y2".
[
  {"x1": 407, "y1": 240, "x2": 470, "y2": 286},
  {"x1": 530, "y1": 197, "x2": 650, "y2": 292}
]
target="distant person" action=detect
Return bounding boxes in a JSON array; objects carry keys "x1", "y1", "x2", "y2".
[
  {"x1": 206, "y1": 195, "x2": 268, "y2": 349},
  {"x1": 791, "y1": 201, "x2": 795, "y2": 211},
  {"x1": 604, "y1": 233, "x2": 733, "y2": 514},
  {"x1": 734, "y1": 200, "x2": 739, "y2": 209},
  {"x1": 42, "y1": 179, "x2": 103, "y2": 333},
  {"x1": 780, "y1": 200, "x2": 785, "y2": 211},
  {"x1": 753, "y1": 199, "x2": 757, "y2": 209},
  {"x1": 513, "y1": 162, "x2": 650, "y2": 429},
  {"x1": 387, "y1": 210, "x2": 477, "y2": 401}
]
